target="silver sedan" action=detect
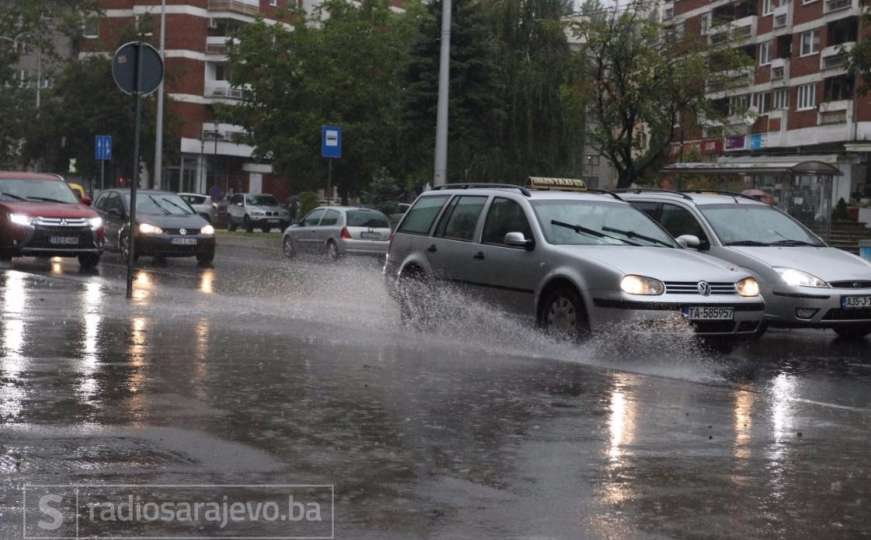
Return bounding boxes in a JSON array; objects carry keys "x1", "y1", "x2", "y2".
[
  {"x1": 384, "y1": 186, "x2": 764, "y2": 339},
  {"x1": 282, "y1": 206, "x2": 392, "y2": 260}
]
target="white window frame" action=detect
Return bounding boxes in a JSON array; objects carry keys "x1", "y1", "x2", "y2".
[
  {"x1": 800, "y1": 30, "x2": 820, "y2": 56},
  {"x1": 82, "y1": 18, "x2": 99, "y2": 39},
  {"x1": 801, "y1": 0, "x2": 817, "y2": 4},
  {"x1": 797, "y1": 83, "x2": 817, "y2": 111},
  {"x1": 763, "y1": 0, "x2": 774, "y2": 15},
  {"x1": 759, "y1": 41, "x2": 772, "y2": 65},
  {"x1": 269, "y1": 0, "x2": 278, "y2": 5},
  {"x1": 773, "y1": 88, "x2": 789, "y2": 109}
]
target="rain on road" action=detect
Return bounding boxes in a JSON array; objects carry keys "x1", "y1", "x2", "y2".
[{"x1": 1, "y1": 234, "x2": 870, "y2": 538}]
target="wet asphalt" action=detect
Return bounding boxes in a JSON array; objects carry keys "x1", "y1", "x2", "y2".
[{"x1": 1, "y1": 232, "x2": 870, "y2": 539}]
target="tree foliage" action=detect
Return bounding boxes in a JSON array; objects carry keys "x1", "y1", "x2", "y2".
[
  {"x1": 571, "y1": 1, "x2": 751, "y2": 188},
  {"x1": 224, "y1": 0, "x2": 420, "y2": 199}
]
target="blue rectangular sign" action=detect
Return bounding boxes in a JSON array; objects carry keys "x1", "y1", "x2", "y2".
[
  {"x1": 321, "y1": 125, "x2": 341, "y2": 159},
  {"x1": 95, "y1": 135, "x2": 112, "y2": 161}
]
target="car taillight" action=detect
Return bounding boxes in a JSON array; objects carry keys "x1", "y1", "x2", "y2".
[{"x1": 340, "y1": 226, "x2": 352, "y2": 240}]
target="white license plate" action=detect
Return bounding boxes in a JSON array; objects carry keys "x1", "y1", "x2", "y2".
[
  {"x1": 49, "y1": 236, "x2": 79, "y2": 246},
  {"x1": 842, "y1": 295, "x2": 871, "y2": 309},
  {"x1": 682, "y1": 306, "x2": 734, "y2": 320},
  {"x1": 171, "y1": 238, "x2": 197, "y2": 246}
]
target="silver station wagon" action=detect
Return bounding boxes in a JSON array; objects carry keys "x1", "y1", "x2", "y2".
[
  {"x1": 384, "y1": 181, "x2": 765, "y2": 339},
  {"x1": 621, "y1": 190, "x2": 871, "y2": 339},
  {"x1": 283, "y1": 206, "x2": 392, "y2": 260}
]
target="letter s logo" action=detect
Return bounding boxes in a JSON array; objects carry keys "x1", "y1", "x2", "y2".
[{"x1": 38, "y1": 494, "x2": 63, "y2": 531}]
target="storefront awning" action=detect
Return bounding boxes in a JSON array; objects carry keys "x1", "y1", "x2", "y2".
[{"x1": 662, "y1": 159, "x2": 842, "y2": 176}]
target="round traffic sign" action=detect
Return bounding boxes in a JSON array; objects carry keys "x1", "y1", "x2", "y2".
[{"x1": 112, "y1": 41, "x2": 164, "y2": 96}]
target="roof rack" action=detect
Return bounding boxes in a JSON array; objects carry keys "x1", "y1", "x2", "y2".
[
  {"x1": 430, "y1": 183, "x2": 531, "y2": 196},
  {"x1": 681, "y1": 190, "x2": 759, "y2": 203},
  {"x1": 615, "y1": 188, "x2": 693, "y2": 201},
  {"x1": 585, "y1": 188, "x2": 624, "y2": 201}
]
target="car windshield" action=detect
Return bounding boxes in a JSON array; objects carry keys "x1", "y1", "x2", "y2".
[
  {"x1": 532, "y1": 200, "x2": 677, "y2": 247},
  {"x1": 247, "y1": 194, "x2": 279, "y2": 206},
  {"x1": 700, "y1": 205, "x2": 824, "y2": 246},
  {"x1": 0, "y1": 178, "x2": 79, "y2": 204},
  {"x1": 347, "y1": 210, "x2": 390, "y2": 228},
  {"x1": 128, "y1": 193, "x2": 195, "y2": 216}
]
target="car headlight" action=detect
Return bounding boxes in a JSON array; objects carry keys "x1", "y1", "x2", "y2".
[
  {"x1": 138, "y1": 223, "x2": 164, "y2": 235},
  {"x1": 620, "y1": 274, "x2": 665, "y2": 295},
  {"x1": 736, "y1": 277, "x2": 760, "y2": 297},
  {"x1": 773, "y1": 267, "x2": 829, "y2": 288},
  {"x1": 201, "y1": 224, "x2": 215, "y2": 235},
  {"x1": 9, "y1": 213, "x2": 33, "y2": 227},
  {"x1": 88, "y1": 217, "x2": 103, "y2": 230}
]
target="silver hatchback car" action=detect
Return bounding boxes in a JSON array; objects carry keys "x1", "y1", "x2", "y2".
[
  {"x1": 384, "y1": 183, "x2": 765, "y2": 339},
  {"x1": 282, "y1": 206, "x2": 392, "y2": 260},
  {"x1": 621, "y1": 190, "x2": 871, "y2": 339}
]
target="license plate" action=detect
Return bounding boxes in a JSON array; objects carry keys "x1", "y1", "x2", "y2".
[
  {"x1": 269, "y1": 219, "x2": 281, "y2": 224},
  {"x1": 360, "y1": 232, "x2": 381, "y2": 240},
  {"x1": 171, "y1": 238, "x2": 197, "y2": 246},
  {"x1": 49, "y1": 236, "x2": 79, "y2": 246},
  {"x1": 842, "y1": 295, "x2": 871, "y2": 309},
  {"x1": 682, "y1": 306, "x2": 734, "y2": 320}
]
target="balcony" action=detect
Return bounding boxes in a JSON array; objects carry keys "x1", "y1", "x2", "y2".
[
  {"x1": 205, "y1": 82, "x2": 248, "y2": 101},
  {"x1": 820, "y1": 42, "x2": 854, "y2": 71},
  {"x1": 770, "y1": 57, "x2": 789, "y2": 84},
  {"x1": 205, "y1": 36, "x2": 238, "y2": 55},
  {"x1": 824, "y1": 0, "x2": 854, "y2": 13},
  {"x1": 708, "y1": 16, "x2": 757, "y2": 45},
  {"x1": 208, "y1": 0, "x2": 259, "y2": 16}
]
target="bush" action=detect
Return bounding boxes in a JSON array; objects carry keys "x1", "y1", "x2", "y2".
[
  {"x1": 832, "y1": 197, "x2": 850, "y2": 221},
  {"x1": 298, "y1": 191, "x2": 320, "y2": 218}
]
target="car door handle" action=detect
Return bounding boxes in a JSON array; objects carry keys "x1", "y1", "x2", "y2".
[
  {"x1": 427, "y1": 244, "x2": 437, "y2": 253},
  {"x1": 473, "y1": 251, "x2": 485, "y2": 260}
]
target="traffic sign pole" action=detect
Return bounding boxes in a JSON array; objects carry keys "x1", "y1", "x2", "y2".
[{"x1": 126, "y1": 44, "x2": 144, "y2": 300}]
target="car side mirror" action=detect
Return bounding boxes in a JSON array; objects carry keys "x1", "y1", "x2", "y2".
[
  {"x1": 504, "y1": 231, "x2": 534, "y2": 251},
  {"x1": 81, "y1": 196, "x2": 92, "y2": 206},
  {"x1": 676, "y1": 234, "x2": 701, "y2": 249}
]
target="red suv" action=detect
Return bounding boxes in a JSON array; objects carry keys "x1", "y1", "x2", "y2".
[{"x1": 0, "y1": 172, "x2": 105, "y2": 268}]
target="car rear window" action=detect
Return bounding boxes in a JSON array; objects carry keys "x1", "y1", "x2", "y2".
[
  {"x1": 347, "y1": 210, "x2": 389, "y2": 228},
  {"x1": 397, "y1": 196, "x2": 450, "y2": 235}
]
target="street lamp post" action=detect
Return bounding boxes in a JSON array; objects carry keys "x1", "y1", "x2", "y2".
[
  {"x1": 153, "y1": 0, "x2": 167, "y2": 190},
  {"x1": 432, "y1": 0, "x2": 452, "y2": 186}
]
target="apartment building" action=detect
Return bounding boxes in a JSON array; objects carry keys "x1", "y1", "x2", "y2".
[
  {"x1": 83, "y1": 0, "x2": 302, "y2": 199},
  {"x1": 664, "y1": 0, "x2": 871, "y2": 202}
]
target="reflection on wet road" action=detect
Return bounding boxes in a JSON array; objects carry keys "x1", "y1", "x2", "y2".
[{"x1": 1, "y1": 239, "x2": 870, "y2": 538}]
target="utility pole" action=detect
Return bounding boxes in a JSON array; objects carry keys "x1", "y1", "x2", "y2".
[
  {"x1": 153, "y1": 0, "x2": 167, "y2": 190},
  {"x1": 433, "y1": 0, "x2": 452, "y2": 186}
]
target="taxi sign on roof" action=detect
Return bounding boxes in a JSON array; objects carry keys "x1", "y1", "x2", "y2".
[{"x1": 528, "y1": 177, "x2": 587, "y2": 191}]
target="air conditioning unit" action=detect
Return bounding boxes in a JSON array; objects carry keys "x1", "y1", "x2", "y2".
[{"x1": 228, "y1": 87, "x2": 243, "y2": 99}]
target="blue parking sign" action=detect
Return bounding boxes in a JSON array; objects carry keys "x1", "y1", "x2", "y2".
[
  {"x1": 321, "y1": 125, "x2": 341, "y2": 159},
  {"x1": 95, "y1": 135, "x2": 112, "y2": 161}
]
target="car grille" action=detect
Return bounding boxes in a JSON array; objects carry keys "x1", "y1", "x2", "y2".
[
  {"x1": 664, "y1": 281, "x2": 736, "y2": 295},
  {"x1": 163, "y1": 228, "x2": 199, "y2": 235},
  {"x1": 31, "y1": 217, "x2": 89, "y2": 227},
  {"x1": 822, "y1": 308, "x2": 871, "y2": 321},
  {"x1": 830, "y1": 280, "x2": 871, "y2": 289}
]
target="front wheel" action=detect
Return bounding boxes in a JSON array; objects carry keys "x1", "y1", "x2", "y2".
[
  {"x1": 282, "y1": 236, "x2": 296, "y2": 259},
  {"x1": 78, "y1": 253, "x2": 101, "y2": 269},
  {"x1": 833, "y1": 325, "x2": 871, "y2": 339},
  {"x1": 227, "y1": 218, "x2": 237, "y2": 232},
  {"x1": 397, "y1": 269, "x2": 435, "y2": 328},
  {"x1": 539, "y1": 286, "x2": 590, "y2": 341},
  {"x1": 244, "y1": 216, "x2": 254, "y2": 233},
  {"x1": 197, "y1": 250, "x2": 215, "y2": 266}
]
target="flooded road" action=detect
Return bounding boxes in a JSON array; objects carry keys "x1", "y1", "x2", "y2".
[{"x1": 1, "y1": 234, "x2": 870, "y2": 538}]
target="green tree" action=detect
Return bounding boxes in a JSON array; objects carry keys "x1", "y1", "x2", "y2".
[
  {"x1": 571, "y1": 1, "x2": 751, "y2": 188},
  {"x1": 403, "y1": 0, "x2": 505, "y2": 182},
  {"x1": 224, "y1": 0, "x2": 420, "y2": 200},
  {"x1": 488, "y1": 0, "x2": 583, "y2": 182}
]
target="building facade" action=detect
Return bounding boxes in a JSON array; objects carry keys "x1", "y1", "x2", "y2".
[
  {"x1": 665, "y1": 0, "x2": 871, "y2": 203},
  {"x1": 84, "y1": 0, "x2": 300, "y2": 200}
]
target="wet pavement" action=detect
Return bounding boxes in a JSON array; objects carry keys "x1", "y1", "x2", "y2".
[{"x1": 1, "y1": 235, "x2": 870, "y2": 538}]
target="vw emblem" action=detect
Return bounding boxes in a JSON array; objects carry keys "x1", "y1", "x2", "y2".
[
  {"x1": 179, "y1": 228, "x2": 187, "y2": 236},
  {"x1": 697, "y1": 281, "x2": 711, "y2": 296}
]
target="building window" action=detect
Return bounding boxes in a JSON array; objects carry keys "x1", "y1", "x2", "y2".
[
  {"x1": 800, "y1": 30, "x2": 820, "y2": 56},
  {"x1": 82, "y1": 18, "x2": 99, "y2": 38},
  {"x1": 270, "y1": 0, "x2": 278, "y2": 5},
  {"x1": 729, "y1": 94, "x2": 751, "y2": 116},
  {"x1": 214, "y1": 63, "x2": 228, "y2": 81},
  {"x1": 759, "y1": 41, "x2": 771, "y2": 65},
  {"x1": 797, "y1": 83, "x2": 817, "y2": 111},
  {"x1": 824, "y1": 75, "x2": 854, "y2": 102},
  {"x1": 753, "y1": 92, "x2": 772, "y2": 113},
  {"x1": 763, "y1": 0, "x2": 774, "y2": 15},
  {"x1": 773, "y1": 88, "x2": 789, "y2": 109}
]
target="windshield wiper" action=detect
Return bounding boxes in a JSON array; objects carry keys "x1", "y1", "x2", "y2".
[
  {"x1": 0, "y1": 192, "x2": 26, "y2": 201},
  {"x1": 163, "y1": 198, "x2": 193, "y2": 215},
  {"x1": 26, "y1": 196, "x2": 67, "y2": 203},
  {"x1": 146, "y1": 195, "x2": 172, "y2": 215},
  {"x1": 724, "y1": 240, "x2": 770, "y2": 246},
  {"x1": 602, "y1": 226, "x2": 672, "y2": 247},
  {"x1": 769, "y1": 239, "x2": 822, "y2": 247},
  {"x1": 551, "y1": 220, "x2": 639, "y2": 246}
]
